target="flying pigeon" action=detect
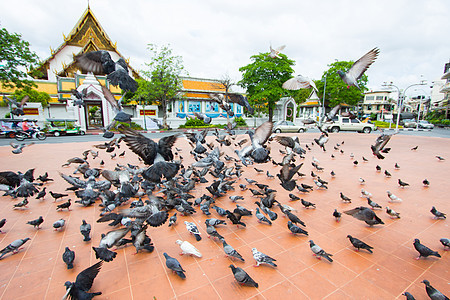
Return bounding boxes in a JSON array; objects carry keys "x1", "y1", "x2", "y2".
[
  {"x1": 347, "y1": 235, "x2": 373, "y2": 253},
  {"x1": 236, "y1": 121, "x2": 273, "y2": 165},
  {"x1": 371, "y1": 132, "x2": 394, "y2": 159},
  {"x1": 413, "y1": 239, "x2": 441, "y2": 260},
  {"x1": 255, "y1": 207, "x2": 272, "y2": 225},
  {"x1": 309, "y1": 240, "x2": 333, "y2": 262},
  {"x1": 176, "y1": 240, "x2": 202, "y2": 257},
  {"x1": 62, "y1": 261, "x2": 103, "y2": 300},
  {"x1": 344, "y1": 207, "x2": 384, "y2": 226},
  {"x1": 268, "y1": 44, "x2": 286, "y2": 58},
  {"x1": 282, "y1": 74, "x2": 318, "y2": 91},
  {"x1": 337, "y1": 47, "x2": 380, "y2": 89},
  {"x1": 252, "y1": 248, "x2": 277, "y2": 267},
  {"x1": 163, "y1": 252, "x2": 186, "y2": 279},
  {"x1": 10, "y1": 141, "x2": 34, "y2": 154},
  {"x1": 4, "y1": 95, "x2": 29, "y2": 116},
  {"x1": 229, "y1": 264, "x2": 259, "y2": 287}
]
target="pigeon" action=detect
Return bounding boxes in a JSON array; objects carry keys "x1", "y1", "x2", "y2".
[
  {"x1": 205, "y1": 218, "x2": 226, "y2": 227},
  {"x1": 367, "y1": 198, "x2": 382, "y2": 210},
  {"x1": 301, "y1": 199, "x2": 316, "y2": 209},
  {"x1": 163, "y1": 252, "x2": 186, "y2": 279},
  {"x1": 37, "y1": 172, "x2": 53, "y2": 182},
  {"x1": 347, "y1": 235, "x2": 373, "y2": 253},
  {"x1": 376, "y1": 165, "x2": 381, "y2": 171},
  {"x1": 27, "y1": 216, "x2": 44, "y2": 229},
  {"x1": 13, "y1": 198, "x2": 29, "y2": 209},
  {"x1": 36, "y1": 187, "x2": 47, "y2": 200},
  {"x1": 275, "y1": 136, "x2": 306, "y2": 155},
  {"x1": 413, "y1": 239, "x2": 441, "y2": 260},
  {"x1": 314, "y1": 133, "x2": 329, "y2": 152},
  {"x1": 430, "y1": 206, "x2": 446, "y2": 219},
  {"x1": 371, "y1": 132, "x2": 394, "y2": 159},
  {"x1": 4, "y1": 95, "x2": 29, "y2": 116},
  {"x1": 255, "y1": 207, "x2": 272, "y2": 225},
  {"x1": 287, "y1": 221, "x2": 308, "y2": 235},
  {"x1": 168, "y1": 213, "x2": 177, "y2": 227},
  {"x1": 92, "y1": 247, "x2": 117, "y2": 262},
  {"x1": 435, "y1": 155, "x2": 445, "y2": 161},
  {"x1": 230, "y1": 195, "x2": 244, "y2": 202},
  {"x1": 387, "y1": 191, "x2": 402, "y2": 202},
  {"x1": 80, "y1": 220, "x2": 91, "y2": 241},
  {"x1": 205, "y1": 223, "x2": 224, "y2": 240},
  {"x1": 439, "y1": 238, "x2": 449, "y2": 250},
  {"x1": 421, "y1": 280, "x2": 449, "y2": 300},
  {"x1": 309, "y1": 240, "x2": 333, "y2": 262},
  {"x1": 62, "y1": 261, "x2": 103, "y2": 300},
  {"x1": 402, "y1": 292, "x2": 416, "y2": 300},
  {"x1": 0, "y1": 237, "x2": 31, "y2": 259},
  {"x1": 235, "y1": 121, "x2": 273, "y2": 164},
  {"x1": 411, "y1": 146, "x2": 418, "y2": 150},
  {"x1": 225, "y1": 210, "x2": 246, "y2": 227},
  {"x1": 337, "y1": 47, "x2": 380, "y2": 89},
  {"x1": 394, "y1": 163, "x2": 400, "y2": 169},
  {"x1": 358, "y1": 177, "x2": 365, "y2": 185},
  {"x1": 53, "y1": 219, "x2": 66, "y2": 231},
  {"x1": 75, "y1": 50, "x2": 137, "y2": 92},
  {"x1": 50, "y1": 191, "x2": 68, "y2": 201},
  {"x1": 282, "y1": 74, "x2": 318, "y2": 91},
  {"x1": 386, "y1": 207, "x2": 401, "y2": 218},
  {"x1": 176, "y1": 240, "x2": 202, "y2": 257},
  {"x1": 384, "y1": 170, "x2": 392, "y2": 177},
  {"x1": 252, "y1": 248, "x2": 277, "y2": 267},
  {"x1": 423, "y1": 179, "x2": 430, "y2": 186},
  {"x1": 333, "y1": 209, "x2": 341, "y2": 222},
  {"x1": 398, "y1": 179, "x2": 409, "y2": 187},
  {"x1": 268, "y1": 44, "x2": 286, "y2": 59},
  {"x1": 0, "y1": 219, "x2": 6, "y2": 233},
  {"x1": 229, "y1": 264, "x2": 259, "y2": 287},
  {"x1": 62, "y1": 247, "x2": 75, "y2": 269},
  {"x1": 184, "y1": 221, "x2": 202, "y2": 241},
  {"x1": 222, "y1": 239, "x2": 245, "y2": 262},
  {"x1": 212, "y1": 205, "x2": 227, "y2": 217},
  {"x1": 344, "y1": 207, "x2": 384, "y2": 226},
  {"x1": 10, "y1": 141, "x2": 35, "y2": 154},
  {"x1": 56, "y1": 199, "x2": 72, "y2": 211},
  {"x1": 340, "y1": 192, "x2": 352, "y2": 203},
  {"x1": 289, "y1": 193, "x2": 300, "y2": 201}
]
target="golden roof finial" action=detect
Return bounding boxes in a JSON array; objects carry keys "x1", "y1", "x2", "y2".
[{"x1": 50, "y1": 47, "x2": 55, "y2": 55}]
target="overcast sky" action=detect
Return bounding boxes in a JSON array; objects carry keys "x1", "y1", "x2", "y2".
[{"x1": 1, "y1": 0, "x2": 449, "y2": 97}]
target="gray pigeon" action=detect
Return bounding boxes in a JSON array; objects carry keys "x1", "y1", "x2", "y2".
[
  {"x1": 205, "y1": 218, "x2": 226, "y2": 227},
  {"x1": 309, "y1": 240, "x2": 333, "y2": 262},
  {"x1": 255, "y1": 207, "x2": 272, "y2": 225},
  {"x1": 205, "y1": 223, "x2": 224, "y2": 240},
  {"x1": 168, "y1": 213, "x2": 177, "y2": 227},
  {"x1": 413, "y1": 239, "x2": 441, "y2": 260},
  {"x1": 440, "y1": 238, "x2": 449, "y2": 250},
  {"x1": 252, "y1": 248, "x2": 277, "y2": 267},
  {"x1": 222, "y1": 239, "x2": 245, "y2": 262},
  {"x1": 163, "y1": 252, "x2": 186, "y2": 279},
  {"x1": 337, "y1": 47, "x2": 380, "y2": 90},
  {"x1": 402, "y1": 292, "x2": 416, "y2": 300},
  {"x1": 62, "y1": 246, "x2": 75, "y2": 269},
  {"x1": 287, "y1": 221, "x2": 308, "y2": 236},
  {"x1": 0, "y1": 238, "x2": 31, "y2": 259},
  {"x1": 344, "y1": 207, "x2": 384, "y2": 226},
  {"x1": 347, "y1": 235, "x2": 373, "y2": 253},
  {"x1": 430, "y1": 206, "x2": 446, "y2": 219},
  {"x1": 184, "y1": 221, "x2": 201, "y2": 241},
  {"x1": 421, "y1": 279, "x2": 449, "y2": 300},
  {"x1": 80, "y1": 220, "x2": 91, "y2": 241},
  {"x1": 53, "y1": 219, "x2": 66, "y2": 231},
  {"x1": 229, "y1": 264, "x2": 259, "y2": 287},
  {"x1": 26, "y1": 216, "x2": 44, "y2": 229}
]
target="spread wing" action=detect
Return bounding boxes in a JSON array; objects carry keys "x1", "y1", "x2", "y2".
[
  {"x1": 59, "y1": 172, "x2": 87, "y2": 188},
  {"x1": 20, "y1": 95, "x2": 29, "y2": 107},
  {"x1": 275, "y1": 136, "x2": 295, "y2": 149},
  {"x1": 158, "y1": 134, "x2": 179, "y2": 161},
  {"x1": 119, "y1": 126, "x2": 157, "y2": 165},
  {"x1": 347, "y1": 48, "x2": 380, "y2": 80},
  {"x1": 74, "y1": 261, "x2": 103, "y2": 291},
  {"x1": 100, "y1": 85, "x2": 120, "y2": 111},
  {"x1": 75, "y1": 50, "x2": 110, "y2": 74},
  {"x1": 252, "y1": 121, "x2": 273, "y2": 147}
]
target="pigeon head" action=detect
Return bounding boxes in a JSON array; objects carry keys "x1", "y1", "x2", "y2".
[
  {"x1": 337, "y1": 70, "x2": 346, "y2": 78},
  {"x1": 308, "y1": 240, "x2": 314, "y2": 245},
  {"x1": 421, "y1": 280, "x2": 430, "y2": 286},
  {"x1": 413, "y1": 238, "x2": 420, "y2": 244},
  {"x1": 251, "y1": 248, "x2": 257, "y2": 253},
  {"x1": 346, "y1": 235, "x2": 352, "y2": 239},
  {"x1": 163, "y1": 252, "x2": 169, "y2": 258},
  {"x1": 175, "y1": 240, "x2": 183, "y2": 245},
  {"x1": 64, "y1": 281, "x2": 73, "y2": 289}
]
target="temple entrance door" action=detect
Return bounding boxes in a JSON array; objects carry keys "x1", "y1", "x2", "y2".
[
  {"x1": 86, "y1": 102, "x2": 103, "y2": 129},
  {"x1": 286, "y1": 102, "x2": 294, "y2": 122}
]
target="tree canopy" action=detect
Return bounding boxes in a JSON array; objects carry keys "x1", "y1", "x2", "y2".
[
  {"x1": 239, "y1": 52, "x2": 295, "y2": 121},
  {"x1": 134, "y1": 44, "x2": 186, "y2": 128},
  {"x1": 315, "y1": 61, "x2": 368, "y2": 108},
  {"x1": 12, "y1": 87, "x2": 51, "y2": 107},
  {"x1": 0, "y1": 27, "x2": 41, "y2": 89}
]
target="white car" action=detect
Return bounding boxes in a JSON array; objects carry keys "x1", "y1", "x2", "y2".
[
  {"x1": 273, "y1": 120, "x2": 307, "y2": 133},
  {"x1": 417, "y1": 120, "x2": 434, "y2": 129},
  {"x1": 322, "y1": 116, "x2": 377, "y2": 133}
]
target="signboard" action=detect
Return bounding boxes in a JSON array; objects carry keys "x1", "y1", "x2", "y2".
[
  {"x1": 23, "y1": 108, "x2": 39, "y2": 115},
  {"x1": 139, "y1": 109, "x2": 156, "y2": 116},
  {"x1": 384, "y1": 114, "x2": 393, "y2": 120}
]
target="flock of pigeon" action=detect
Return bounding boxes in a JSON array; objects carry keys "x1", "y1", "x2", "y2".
[{"x1": 0, "y1": 47, "x2": 448, "y2": 299}]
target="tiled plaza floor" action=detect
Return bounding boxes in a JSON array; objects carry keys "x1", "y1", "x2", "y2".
[{"x1": 0, "y1": 131, "x2": 448, "y2": 299}]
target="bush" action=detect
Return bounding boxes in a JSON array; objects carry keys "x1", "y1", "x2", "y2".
[
  {"x1": 234, "y1": 116, "x2": 247, "y2": 127},
  {"x1": 184, "y1": 117, "x2": 207, "y2": 127},
  {"x1": 112, "y1": 121, "x2": 142, "y2": 130}
]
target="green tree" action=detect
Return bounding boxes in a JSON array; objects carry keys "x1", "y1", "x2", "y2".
[
  {"x1": 315, "y1": 61, "x2": 368, "y2": 108},
  {"x1": 136, "y1": 44, "x2": 186, "y2": 128},
  {"x1": 239, "y1": 53, "x2": 295, "y2": 122},
  {"x1": 0, "y1": 27, "x2": 41, "y2": 89},
  {"x1": 12, "y1": 87, "x2": 51, "y2": 107}
]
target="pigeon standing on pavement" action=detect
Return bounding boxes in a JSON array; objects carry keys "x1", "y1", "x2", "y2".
[
  {"x1": 53, "y1": 219, "x2": 66, "y2": 231},
  {"x1": 309, "y1": 240, "x2": 333, "y2": 262},
  {"x1": 333, "y1": 209, "x2": 341, "y2": 222},
  {"x1": 347, "y1": 235, "x2": 373, "y2": 253},
  {"x1": 287, "y1": 221, "x2": 308, "y2": 236},
  {"x1": 440, "y1": 238, "x2": 450, "y2": 250},
  {"x1": 222, "y1": 239, "x2": 245, "y2": 262},
  {"x1": 0, "y1": 238, "x2": 31, "y2": 259},
  {"x1": 62, "y1": 246, "x2": 75, "y2": 269},
  {"x1": 27, "y1": 216, "x2": 44, "y2": 229},
  {"x1": 421, "y1": 279, "x2": 449, "y2": 300},
  {"x1": 163, "y1": 252, "x2": 186, "y2": 279},
  {"x1": 413, "y1": 239, "x2": 441, "y2": 260},
  {"x1": 175, "y1": 240, "x2": 202, "y2": 257},
  {"x1": 184, "y1": 221, "x2": 202, "y2": 241},
  {"x1": 252, "y1": 248, "x2": 277, "y2": 267},
  {"x1": 80, "y1": 220, "x2": 91, "y2": 241},
  {"x1": 229, "y1": 264, "x2": 259, "y2": 287},
  {"x1": 430, "y1": 206, "x2": 446, "y2": 219}
]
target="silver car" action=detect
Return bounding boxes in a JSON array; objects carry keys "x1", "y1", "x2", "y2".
[
  {"x1": 273, "y1": 120, "x2": 307, "y2": 133},
  {"x1": 417, "y1": 120, "x2": 434, "y2": 129}
]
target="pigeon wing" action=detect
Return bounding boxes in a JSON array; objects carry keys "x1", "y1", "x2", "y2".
[
  {"x1": 347, "y1": 48, "x2": 380, "y2": 81},
  {"x1": 74, "y1": 261, "x2": 103, "y2": 291},
  {"x1": 120, "y1": 126, "x2": 158, "y2": 165},
  {"x1": 252, "y1": 121, "x2": 273, "y2": 147},
  {"x1": 19, "y1": 95, "x2": 29, "y2": 107},
  {"x1": 75, "y1": 50, "x2": 110, "y2": 74},
  {"x1": 100, "y1": 85, "x2": 120, "y2": 111},
  {"x1": 158, "y1": 134, "x2": 179, "y2": 161}
]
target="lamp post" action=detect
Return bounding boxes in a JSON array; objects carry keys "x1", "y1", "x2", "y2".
[
  {"x1": 382, "y1": 80, "x2": 427, "y2": 132},
  {"x1": 319, "y1": 73, "x2": 327, "y2": 126}
]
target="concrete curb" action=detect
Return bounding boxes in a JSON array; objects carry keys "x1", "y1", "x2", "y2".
[
  {"x1": 383, "y1": 128, "x2": 432, "y2": 132},
  {"x1": 86, "y1": 127, "x2": 257, "y2": 135}
]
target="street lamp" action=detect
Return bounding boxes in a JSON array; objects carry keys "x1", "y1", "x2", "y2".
[
  {"x1": 319, "y1": 73, "x2": 327, "y2": 126},
  {"x1": 382, "y1": 80, "x2": 427, "y2": 132}
]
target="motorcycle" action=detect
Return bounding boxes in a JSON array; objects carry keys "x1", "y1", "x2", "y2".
[{"x1": 14, "y1": 129, "x2": 47, "y2": 141}]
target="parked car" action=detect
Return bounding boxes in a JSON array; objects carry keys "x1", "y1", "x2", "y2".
[
  {"x1": 45, "y1": 119, "x2": 85, "y2": 136},
  {"x1": 417, "y1": 120, "x2": 434, "y2": 129},
  {"x1": 322, "y1": 116, "x2": 377, "y2": 133},
  {"x1": 401, "y1": 119, "x2": 417, "y2": 128},
  {"x1": 273, "y1": 120, "x2": 307, "y2": 133}
]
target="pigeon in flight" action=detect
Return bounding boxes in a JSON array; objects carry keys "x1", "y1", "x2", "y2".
[
  {"x1": 10, "y1": 141, "x2": 35, "y2": 154},
  {"x1": 344, "y1": 206, "x2": 384, "y2": 226},
  {"x1": 337, "y1": 47, "x2": 380, "y2": 89},
  {"x1": 4, "y1": 95, "x2": 29, "y2": 116},
  {"x1": 282, "y1": 74, "x2": 318, "y2": 91},
  {"x1": 75, "y1": 50, "x2": 137, "y2": 92},
  {"x1": 268, "y1": 44, "x2": 286, "y2": 59},
  {"x1": 371, "y1": 132, "x2": 394, "y2": 159},
  {"x1": 62, "y1": 261, "x2": 103, "y2": 300},
  {"x1": 236, "y1": 121, "x2": 273, "y2": 165}
]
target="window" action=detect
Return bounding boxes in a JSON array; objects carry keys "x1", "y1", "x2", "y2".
[
  {"x1": 188, "y1": 101, "x2": 201, "y2": 112},
  {"x1": 366, "y1": 96, "x2": 374, "y2": 100},
  {"x1": 351, "y1": 119, "x2": 360, "y2": 123},
  {"x1": 367, "y1": 105, "x2": 372, "y2": 110},
  {"x1": 342, "y1": 118, "x2": 350, "y2": 123},
  {"x1": 205, "y1": 101, "x2": 219, "y2": 112},
  {"x1": 376, "y1": 96, "x2": 383, "y2": 100}
]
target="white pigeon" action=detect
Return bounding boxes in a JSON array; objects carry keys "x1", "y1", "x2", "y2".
[
  {"x1": 268, "y1": 44, "x2": 286, "y2": 58},
  {"x1": 359, "y1": 178, "x2": 365, "y2": 185},
  {"x1": 252, "y1": 248, "x2": 277, "y2": 267},
  {"x1": 282, "y1": 74, "x2": 318, "y2": 91},
  {"x1": 360, "y1": 189, "x2": 372, "y2": 198},
  {"x1": 175, "y1": 240, "x2": 202, "y2": 257},
  {"x1": 387, "y1": 191, "x2": 402, "y2": 202}
]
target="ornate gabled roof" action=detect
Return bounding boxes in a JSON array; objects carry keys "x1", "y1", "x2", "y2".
[{"x1": 35, "y1": 6, "x2": 139, "y2": 80}]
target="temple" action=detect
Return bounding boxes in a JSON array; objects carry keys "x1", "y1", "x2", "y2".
[{"x1": 0, "y1": 6, "x2": 243, "y2": 130}]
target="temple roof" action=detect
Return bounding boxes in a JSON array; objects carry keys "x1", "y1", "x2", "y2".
[{"x1": 35, "y1": 6, "x2": 138, "y2": 80}]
